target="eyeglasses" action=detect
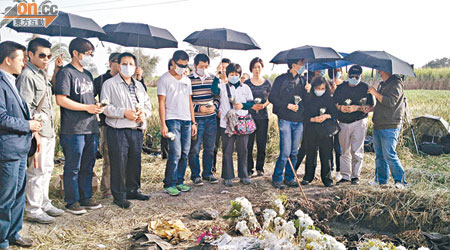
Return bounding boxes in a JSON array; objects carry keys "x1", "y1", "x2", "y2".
[
  {"x1": 38, "y1": 53, "x2": 52, "y2": 60},
  {"x1": 349, "y1": 75, "x2": 360, "y2": 80},
  {"x1": 175, "y1": 62, "x2": 188, "y2": 68}
]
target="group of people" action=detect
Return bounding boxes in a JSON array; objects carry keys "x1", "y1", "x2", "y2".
[{"x1": 0, "y1": 37, "x2": 407, "y2": 249}]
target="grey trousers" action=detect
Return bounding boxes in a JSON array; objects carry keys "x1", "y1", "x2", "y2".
[
  {"x1": 338, "y1": 118, "x2": 368, "y2": 180},
  {"x1": 221, "y1": 128, "x2": 249, "y2": 180}
]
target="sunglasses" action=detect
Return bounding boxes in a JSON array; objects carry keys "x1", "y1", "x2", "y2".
[
  {"x1": 175, "y1": 62, "x2": 188, "y2": 68},
  {"x1": 38, "y1": 53, "x2": 52, "y2": 60},
  {"x1": 349, "y1": 75, "x2": 360, "y2": 80}
]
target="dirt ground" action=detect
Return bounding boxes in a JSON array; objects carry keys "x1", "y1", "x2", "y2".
[{"x1": 17, "y1": 151, "x2": 447, "y2": 250}]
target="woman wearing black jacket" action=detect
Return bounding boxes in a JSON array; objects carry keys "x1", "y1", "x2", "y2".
[{"x1": 301, "y1": 76, "x2": 338, "y2": 187}]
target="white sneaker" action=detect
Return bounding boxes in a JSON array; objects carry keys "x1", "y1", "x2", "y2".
[
  {"x1": 25, "y1": 212, "x2": 55, "y2": 224},
  {"x1": 394, "y1": 182, "x2": 405, "y2": 190},
  {"x1": 44, "y1": 206, "x2": 64, "y2": 217},
  {"x1": 334, "y1": 172, "x2": 342, "y2": 182}
]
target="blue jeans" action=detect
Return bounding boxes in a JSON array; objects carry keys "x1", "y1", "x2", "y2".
[
  {"x1": 272, "y1": 119, "x2": 304, "y2": 183},
  {"x1": 164, "y1": 120, "x2": 192, "y2": 188},
  {"x1": 0, "y1": 158, "x2": 27, "y2": 249},
  {"x1": 373, "y1": 128, "x2": 406, "y2": 184},
  {"x1": 60, "y1": 134, "x2": 98, "y2": 206},
  {"x1": 188, "y1": 116, "x2": 217, "y2": 181}
]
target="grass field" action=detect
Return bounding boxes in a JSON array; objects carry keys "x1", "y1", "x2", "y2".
[{"x1": 17, "y1": 89, "x2": 450, "y2": 250}]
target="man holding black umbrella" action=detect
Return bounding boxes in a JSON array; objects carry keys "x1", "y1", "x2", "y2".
[{"x1": 366, "y1": 70, "x2": 407, "y2": 189}]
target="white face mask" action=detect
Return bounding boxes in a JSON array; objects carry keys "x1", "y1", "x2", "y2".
[
  {"x1": 229, "y1": 76, "x2": 240, "y2": 84},
  {"x1": 196, "y1": 68, "x2": 206, "y2": 76},
  {"x1": 120, "y1": 65, "x2": 136, "y2": 78},
  {"x1": 314, "y1": 89, "x2": 325, "y2": 97},
  {"x1": 175, "y1": 65, "x2": 185, "y2": 75},
  {"x1": 79, "y1": 54, "x2": 92, "y2": 68}
]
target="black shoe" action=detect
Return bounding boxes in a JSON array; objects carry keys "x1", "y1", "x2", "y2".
[
  {"x1": 11, "y1": 237, "x2": 33, "y2": 248},
  {"x1": 203, "y1": 176, "x2": 219, "y2": 184},
  {"x1": 193, "y1": 177, "x2": 204, "y2": 186},
  {"x1": 272, "y1": 182, "x2": 285, "y2": 189},
  {"x1": 324, "y1": 182, "x2": 334, "y2": 187},
  {"x1": 351, "y1": 178, "x2": 360, "y2": 185},
  {"x1": 80, "y1": 199, "x2": 102, "y2": 210},
  {"x1": 126, "y1": 190, "x2": 150, "y2": 201},
  {"x1": 284, "y1": 180, "x2": 299, "y2": 187},
  {"x1": 336, "y1": 179, "x2": 350, "y2": 186},
  {"x1": 256, "y1": 170, "x2": 264, "y2": 177},
  {"x1": 113, "y1": 199, "x2": 132, "y2": 209},
  {"x1": 240, "y1": 178, "x2": 251, "y2": 185},
  {"x1": 300, "y1": 180, "x2": 310, "y2": 186}
]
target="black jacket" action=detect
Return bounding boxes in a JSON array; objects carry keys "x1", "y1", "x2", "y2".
[
  {"x1": 269, "y1": 71, "x2": 307, "y2": 122},
  {"x1": 304, "y1": 91, "x2": 338, "y2": 134}
]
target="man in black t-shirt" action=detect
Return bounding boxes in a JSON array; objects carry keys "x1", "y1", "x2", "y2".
[
  {"x1": 333, "y1": 65, "x2": 374, "y2": 185},
  {"x1": 55, "y1": 38, "x2": 103, "y2": 215}
]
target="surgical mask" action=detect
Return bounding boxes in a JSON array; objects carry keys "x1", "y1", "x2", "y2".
[
  {"x1": 79, "y1": 54, "x2": 92, "y2": 68},
  {"x1": 196, "y1": 68, "x2": 206, "y2": 76},
  {"x1": 314, "y1": 89, "x2": 325, "y2": 97},
  {"x1": 320, "y1": 69, "x2": 326, "y2": 76},
  {"x1": 297, "y1": 66, "x2": 306, "y2": 75},
  {"x1": 175, "y1": 65, "x2": 185, "y2": 75},
  {"x1": 335, "y1": 72, "x2": 342, "y2": 79},
  {"x1": 348, "y1": 77, "x2": 360, "y2": 86},
  {"x1": 229, "y1": 76, "x2": 240, "y2": 84},
  {"x1": 120, "y1": 65, "x2": 136, "y2": 78}
]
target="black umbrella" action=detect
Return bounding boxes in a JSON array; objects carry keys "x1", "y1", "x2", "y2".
[
  {"x1": 6, "y1": 11, "x2": 105, "y2": 38},
  {"x1": 100, "y1": 22, "x2": 178, "y2": 49},
  {"x1": 183, "y1": 28, "x2": 260, "y2": 51},
  {"x1": 344, "y1": 51, "x2": 415, "y2": 77},
  {"x1": 270, "y1": 45, "x2": 343, "y2": 64}
]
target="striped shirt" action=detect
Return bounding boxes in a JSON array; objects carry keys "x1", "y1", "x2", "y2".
[
  {"x1": 189, "y1": 72, "x2": 219, "y2": 118},
  {"x1": 127, "y1": 79, "x2": 139, "y2": 106}
]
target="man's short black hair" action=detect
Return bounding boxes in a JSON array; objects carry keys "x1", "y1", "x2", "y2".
[
  {"x1": 109, "y1": 52, "x2": 120, "y2": 62},
  {"x1": 168, "y1": 59, "x2": 172, "y2": 70},
  {"x1": 221, "y1": 58, "x2": 231, "y2": 64},
  {"x1": 172, "y1": 50, "x2": 189, "y2": 62},
  {"x1": 0, "y1": 41, "x2": 26, "y2": 64},
  {"x1": 27, "y1": 38, "x2": 51, "y2": 54},
  {"x1": 249, "y1": 57, "x2": 264, "y2": 72},
  {"x1": 118, "y1": 52, "x2": 137, "y2": 66},
  {"x1": 194, "y1": 53, "x2": 209, "y2": 66},
  {"x1": 287, "y1": 59, "x2": 303, "y2": 69},
  {"x1": 68, "y1": 37, "x2": 94, "y2": 58},
  {"x1": 226, "y1": 63, "x2": 242, "y2": 77}
]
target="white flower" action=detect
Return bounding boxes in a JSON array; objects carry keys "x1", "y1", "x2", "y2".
[
  {"x1": 273, "y1": 199, "x2": 285, "y2": 216},
  {"x1": 345, "y1": 99, "x2": 352, "y2": 105},
  {"x1": 360, "y1": 97, "x2": 367, "y2": 106},
  {"x1": 295, "y1": 209, "x2": 314, "y2": 228},
  {"x1": 302, "y1": 229, "x2": 322, "y2": 241},
  {"x1": 167, "y1": 132, "x2": 176, "y2": 141},
  {"x1": 308, "y1": 241, "x2": 323, "y2": 250},
  {"x1": 229, "y1": 97, "x2": 236, "y2": 104},
  {"x1": 236, "y1": 220, "x2": 251, "y2": 236},
  {"x1": 283, "y1": 221, "x2": 296, "y2": 235},
  {"x1": 294, "y1": 95, "x2": 302, "y2": 105},
  {"x1": 135, "y1": 102, "x2": 144, "y2": 112},
  {"x1": 101, "y1": 99, "x2": 109, "y2": 106},
  {"x1": 254, "y1": 98, "x2": 262, "y2": 104},
  {"x1": 34, "y1": 112, "x2": 48, "y2": 122},
  {"x1": 332, "y1": 241, "x2": 346, "y2": 250},
  {"x1": 369, "y1": 246, "x2": 379, "y2": 250},
  {"x1": 295, "y1": 209, "x2": 305, "y2": 218},
  {"x1": 205, "y1": 101, "x2": 214, "y2": 107},
  {"x1": 319, "y1": 108, "x2": 326, "y2": 115},
  {"x1": 417, "y1": 247, "x2": 430, "y2": 250},
  {"x1": 396, "y1": 246, "x2": 407, "y2": 250}
]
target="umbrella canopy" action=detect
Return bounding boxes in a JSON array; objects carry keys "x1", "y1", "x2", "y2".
[
  {"x1": 344, "y1": 51, "x2": 415, "y2": 77},
  {"x1": 413, "y1": 115, "x2": 450, "y2": 138},
  {"x1": 6, "y1": 11, "x2": 105, "y2": 38},
  {"x1": 306, "y1": 52, "x2": 352, "y2": 71},
  {"x1": 100, "y1": 22, "x2": 177, "y2": 49},
  {"x1": 183, "y1": 28, "x2": 260, "y2": 50},
  {"x1": 270, "y1": 45, "x2": 343, "y2": 64}
]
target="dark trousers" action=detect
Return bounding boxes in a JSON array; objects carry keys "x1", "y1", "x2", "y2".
[
  {"x1": 0, "y1": 158, "x2": 27, "y2": 249},
  {"x1": 247, "y1": 118, "x2": 269, "y2": 174},
  {"x1": 213, "y1": 117, "x2": 221, "y2": 171},
  {"x1": 331, "y1": 134, "x2": 341, "y2": 172},
  {"x1": 107, "y1": 127, "x2": 143, "y2": 201},
  {"x1": 295, "y1": 134, "x2": 317, "y2": 172},
  {"x1": 221, "y1": 128, "x2": 249, "y2": 180},
  {"x1": 302, "y1": 126, "x2": 333, "y2": 185},
  {"x1": 60, "y1": 134, "x2": 98, "y2": 206}
]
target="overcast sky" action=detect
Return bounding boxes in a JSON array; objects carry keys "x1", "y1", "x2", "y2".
[{"x1": 1, "y1": 0, "x2": 449, "y2": 76}]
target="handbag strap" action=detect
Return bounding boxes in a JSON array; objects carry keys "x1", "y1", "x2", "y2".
[{"x1": 225, "y1": 83, "x2": 234, "y2": 108}]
